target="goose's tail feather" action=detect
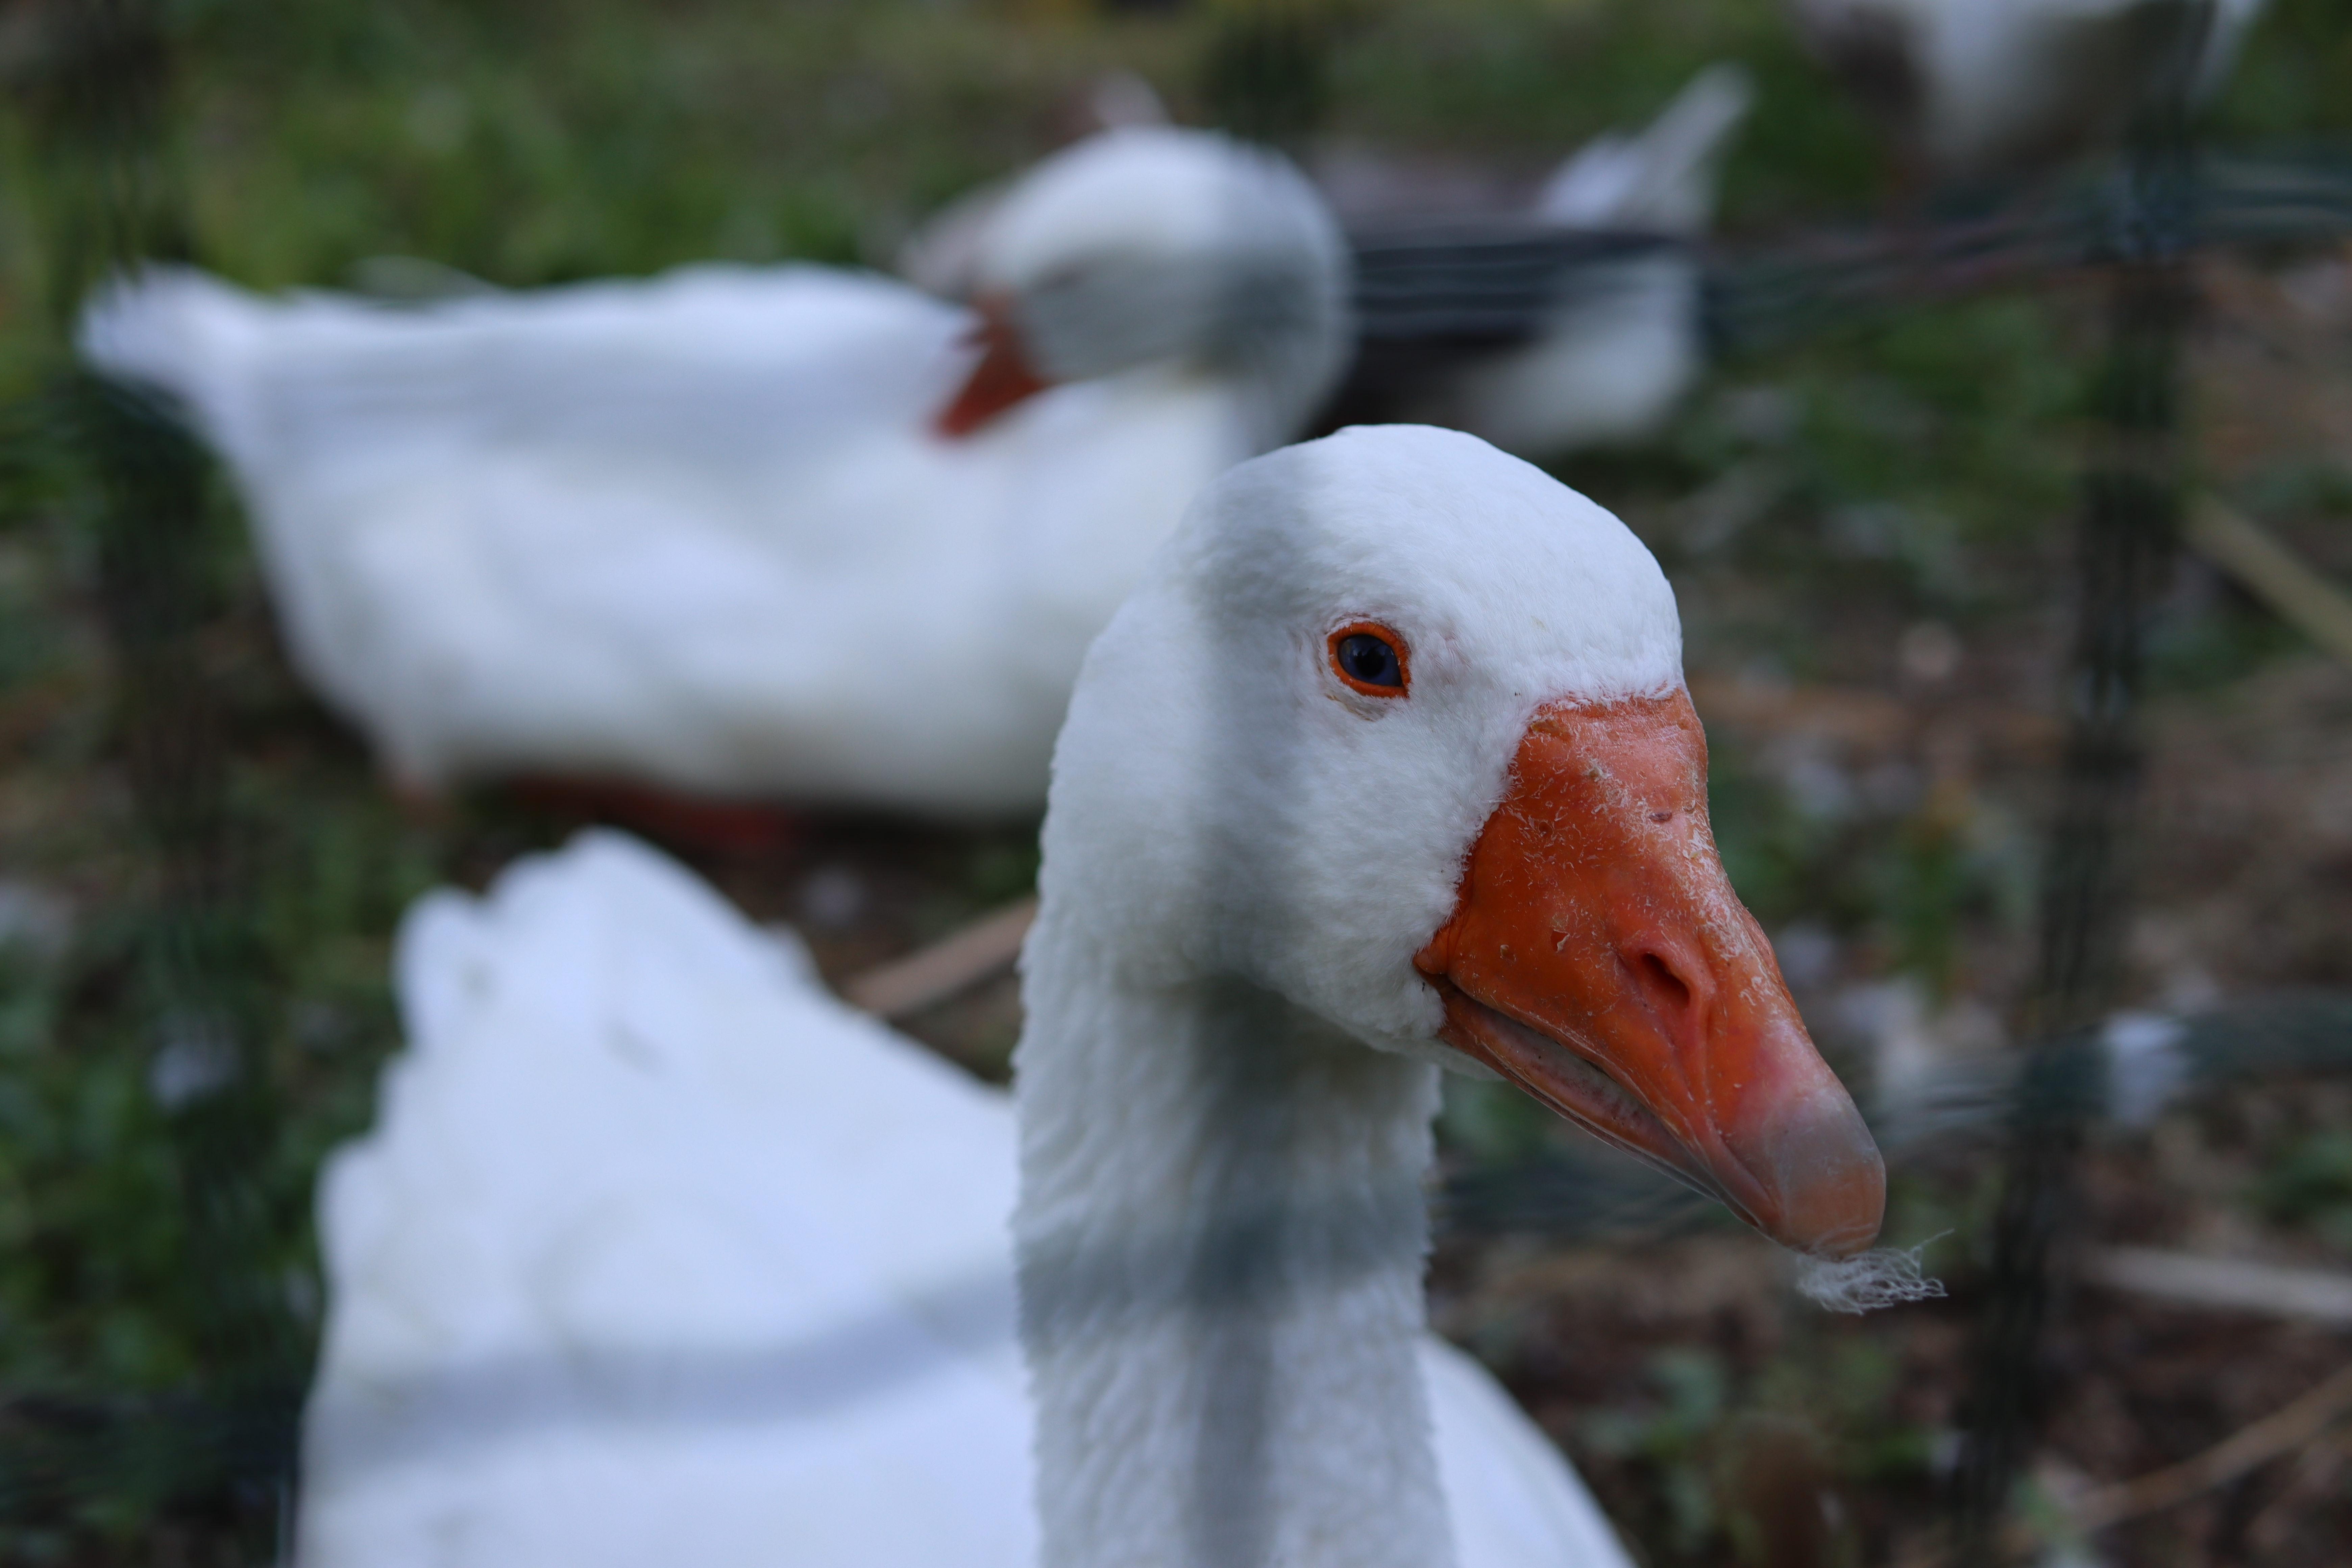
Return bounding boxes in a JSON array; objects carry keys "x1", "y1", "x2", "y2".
[
  {"x1": 76, "y1": 265, "x2": 269, "y2": 441},
  {"x1": 1535, "y1": 63, "x2": 1755, "y2": 234}
]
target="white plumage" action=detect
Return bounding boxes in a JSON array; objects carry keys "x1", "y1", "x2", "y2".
[
  {"x1": 1409, "y1": 66, "x2": 1753, "y2": 457},
  {"x1": 305, "y1": 425, "x2": 1883, "y2": 1567},
  {"x1": 303, "y1": 831, "x2": 1033, "y2": 1564},
  {"x1": 302, "y1": 829, "x2": 1631, "y2": 1568},
  {"x1": 78, "y1": 127, "x2": 1349, "y2": 816},
  {"x1": 1788, "y1": 0, "x2": 2267, "y2": 176}
]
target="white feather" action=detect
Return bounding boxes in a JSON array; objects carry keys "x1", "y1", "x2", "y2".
[
  {"x1": 303, "y1": 830, "x2": 1631, "y2": 1568},
  {"x1": 1787, "y1": 0, "x2": 2268, "y2": 175},
  {"x1": 1410, "y1": 67, "x2": 1751, "y2": 458},
  {"x1": 78, "y1": 128, "x2": 1349, "y2": 816},
  {"x1": 302, "y1": 426, "x2": 1688, "y2": 1567}
]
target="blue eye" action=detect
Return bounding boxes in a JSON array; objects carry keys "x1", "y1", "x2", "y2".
[
  {"x1": 1337, "y1": 634, "x2": 1400, "y2": 687},
  {"x1": 1328, "y1": 624, "x2": 1409, "y2": 696}
]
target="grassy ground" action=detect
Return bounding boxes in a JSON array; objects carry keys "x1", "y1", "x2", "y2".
[{"x1": 6, "y1": 0, "x2": 2352, "y2": 1563}]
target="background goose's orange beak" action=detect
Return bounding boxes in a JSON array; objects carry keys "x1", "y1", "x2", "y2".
[
  {"x1": 933, "y1": 293, "x2": 1054, "y2": 438},
  {"x1": 1416, "y1": 691, "x2": 1885, "y2": 1258}
]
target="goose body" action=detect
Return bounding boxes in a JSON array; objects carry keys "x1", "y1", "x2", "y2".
[
  {"x1": 304, "y1": 425, "x2": 1885, "y2": 1566},
  {"x1": 302, "y1": 830, "x2": 1629, "y2": 1567},
  {"x1": 1407, "y1": 67, "x2": 1751, "y2": 457},
  {"x1": 78, "y1": 128, "x2": 1349, "y2": 816},
  {"x1": 1788, "y1": 0, "x2": 2266, "y2": 177}
]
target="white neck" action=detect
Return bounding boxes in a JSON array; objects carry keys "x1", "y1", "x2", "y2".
[{"x1": 1012, "y1": 913, "x2": 1455, "y2": 1568}]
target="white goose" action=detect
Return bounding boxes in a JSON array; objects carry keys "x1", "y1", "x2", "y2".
[
  {"x1": 1408, "y1": 66, "x2": 1753, "y2": 458},
  {"x1": 77, "y1": 127, "x2": 1349, "y2": 817},
  {"x1": 301, "y1": 426, "x2": 1885, "y2": 1568},
  {"x1": 1787, "y1": 0, "x2": 2267, "y2": 178}
]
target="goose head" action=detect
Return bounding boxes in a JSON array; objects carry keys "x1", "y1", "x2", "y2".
[
  {"x1": 935, "y1": 127, "x2": 1351, "y2": 443},
  {"x1": 1042, "y1": 424, "x2": 1883, "y2": 1257}
]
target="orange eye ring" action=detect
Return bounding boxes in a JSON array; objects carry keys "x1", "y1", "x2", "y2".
[{"x1": 1327, "y1": 621, "x2": 1410, "y2": 697}]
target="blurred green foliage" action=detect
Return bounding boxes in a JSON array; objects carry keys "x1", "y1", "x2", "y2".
[
  {"x1": 1584, "y1": 1347, "x2": 1734, "y2": 1554},
  {"x1": 2250, "y1": 1130, "x2": 2352, "y2": 1248},
  {"x1": 1579, "y1": 1336, "x2": 1938, "y2": 1566}
]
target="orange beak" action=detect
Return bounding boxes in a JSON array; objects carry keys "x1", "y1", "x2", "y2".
[
  {"x1": 933, "y1": 293, "x2": 1055, "y2": 438},
  {"x1": 1416, "y1": 692, "x2": 1884, "y2": 1257}
]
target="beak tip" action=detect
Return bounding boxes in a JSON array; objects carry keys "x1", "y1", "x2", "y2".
[{"x1": 1750, "y1": 1081, "x2": 1887, "y2": 1259}]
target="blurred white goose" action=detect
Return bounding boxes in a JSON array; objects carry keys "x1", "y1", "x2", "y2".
[
  {"x1": 1407, "y1": 66, "x2": 1752, "y2": 457},
  {"x1": 1787, "y1": 0, "x2": 2266, "y2": 177},
  {"x1": 896, "y1": 72, "x2": 1176, "y2": 302},
  {"x1": 301, "y1": 426, "x2": 1887, "y2": 1568},
  {"x1": 77, "y1": 127, "x2": 1349, "y2": 817}
]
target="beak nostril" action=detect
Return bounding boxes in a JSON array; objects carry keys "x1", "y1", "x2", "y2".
[{"x1": 1636, "y1": 951, "x2": 1693, "y2": 1017}]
